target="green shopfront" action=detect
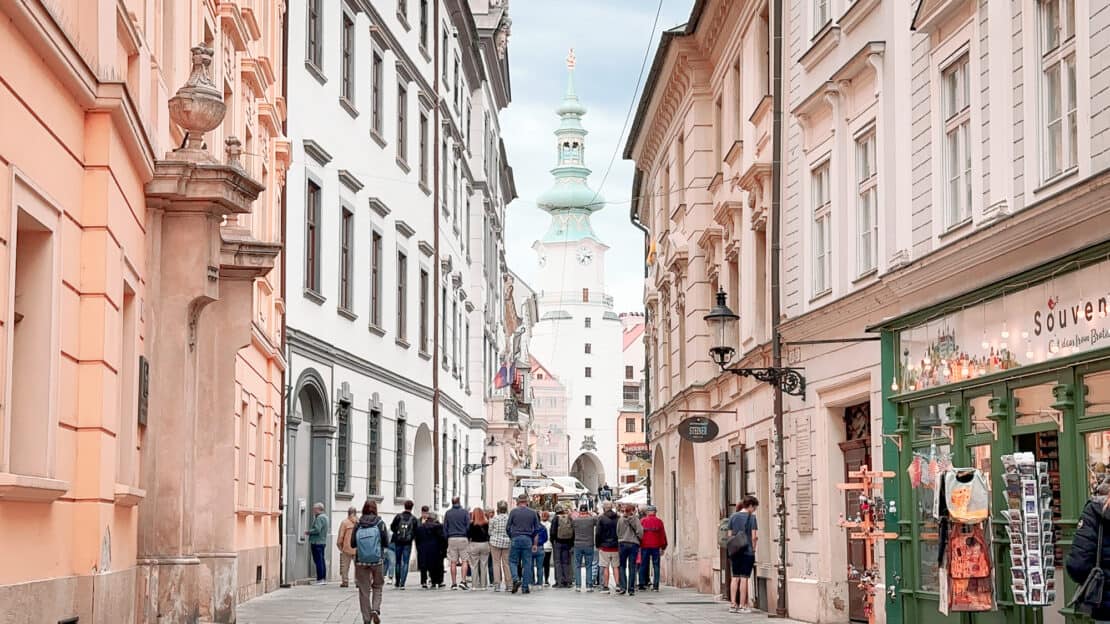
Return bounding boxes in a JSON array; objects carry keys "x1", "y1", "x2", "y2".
[{"x1": 878, "y1": 245, "x2": 1110, "y2": 624}]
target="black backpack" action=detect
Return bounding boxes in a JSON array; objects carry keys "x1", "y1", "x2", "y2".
[{"x1": 394, "y1": 514, "x2": 415, "y2": 544}]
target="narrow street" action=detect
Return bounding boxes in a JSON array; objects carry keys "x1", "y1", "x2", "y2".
[{"x1": 236, "y1": 582, "x2": 797, "y2": 624}]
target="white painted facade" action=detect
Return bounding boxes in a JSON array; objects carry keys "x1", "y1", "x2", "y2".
[{"x1": 282, "y1": 0, "x2": 514, "y2": 582}]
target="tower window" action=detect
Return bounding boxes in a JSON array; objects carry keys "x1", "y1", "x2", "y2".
[
  {"x1": 584, "y1": 317, "x2": 591, "y2": 328},
  {"x1": 584, "y1": 367, "x2": 592, "y2": 378},
  {"x1": 585, "y1": 396, "x2": 592, "y2": 407},
  {"x1": 582, "y1": 288, "x2": 589, "y2": 302},
  {"x1": 584, "y1": 343, "x2": 592, "y2": 354}
]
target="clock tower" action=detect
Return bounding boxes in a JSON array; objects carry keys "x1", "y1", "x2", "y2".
[{"x1": 529, "y1": 50, "x2": 619, "y2": 495}]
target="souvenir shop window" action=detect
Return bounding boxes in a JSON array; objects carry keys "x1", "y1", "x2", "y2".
[
  {"x1": 971, "y1": 445, "x2": 992, "y2": 485},
  {"x1": 910, "y1": 442, "x2": 951, "y2": 592},
  {"x1": 1082, "y1": 369, "x2": 1110, "y2": 417},
  {"x1": 912, "y1": 401, "x2": 955, "y2": 441},
  {"x1": 1085, "y1": 430, "x2": 1110, "y2": 491},
  {"x1": 1013, "y1": 384, "x2": 1062, "y2": 428}
]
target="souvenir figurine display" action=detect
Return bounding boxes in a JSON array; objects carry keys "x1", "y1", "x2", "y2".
[
  {"x1": 1000, "y1": 452, "x2": 1057, "y2": 607},
  {"x1": 837, "y1": 466, "x2": 897, "y2": 624}
]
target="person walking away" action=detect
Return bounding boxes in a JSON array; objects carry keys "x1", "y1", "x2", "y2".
[
  {"x1": 337, "y1": 507, "x2": 358, "y2": 588},
  {"x1": 488, "y1": 501, "x2": 512, "y2": 591},
  {"x1": 596, "y1": 501, "x2": 620, "y2": 593},
  {"x1": 532, "y1": 513, "x2": 549, "y2": 589},
  {"x1": 415, "y1": 509, "x2": 447, "y2": 588},
  {"x1": 389, "y1": 500, "x2": 418, "y2": 588},
  {"x1": 1066, "y1": 483, "x2": 1110, "y2": 621},
  {"x1": 506, "y1": 493, "x2": 541, "y2": 594},
  {"x1": 442, "y1": 496, "x2": 471, "y2": 590},
  {"x1": 305, "y1": 502, "x2": 330, "y2": 584},
  {"x1": 539, "y1": 511, "x2": 553, "y2": 587},
  {"x1": 350, "y1": 500, "x2": 389, "y2": 624},
  {"x1": 572, "y1": 504, "x2": 598, "y2": 592},
  {"x1": 551, "y1": 507, "x2": 574, "y2": 588},
  {"x1": 638, "y1": 505, "x2": 667, "y2": 591},
  {"x1": 727, "y1": 496, "x2": 759, "y2": 613},
  {"x1": 616, "y1": 504, "x2": 644, "y2": 596},
  {"x1": 466, "y1": 507, "x2": 491, "y2": 590}
]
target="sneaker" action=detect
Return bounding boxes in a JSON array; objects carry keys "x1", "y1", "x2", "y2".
[
  {"x1": 339, "y1": 582, "x2": 349, "y2": 588},
  {"x1": 614, "y1": 588, "x2": 626, "y2": 595},
  {"x1": 729, "y1": 606, "x2": 740, "y2": 614},
  {"x1": 512, "y1": 580, "x2": 521, "y2": 594},
  {"x1": 459, "y1": 583, "x2": 470, "y2": 591},
  {"x1": 739, "y1": 607, "x2": 753, "y2": 614},
  {"x1": 652, "y1": 586, "x2": 659, "y2": 592},
  {"x1": 575, "y1": 587, "x2": 582, "y2": 593},
  {"x1": 369, "y1": 611, "x2": 381, "y2": 624},
  {"x1": 522, "y1": 588, "x2": 531, "y2": 594},
  {"x1": 587, "y1": 587, "x2": 594, "y2": 593},
  {"x1": 494, "y1": 585, "x2": 502, "y2": 592},
  {"x1": 451, "y1": 584, "x2": 458, "y2": 591},
  {"x1": 315, "y1": 580, "x2": 327, "y2": 586},
  {"x1": 421, "y1": 583, "x2": 429, "y2": 589}
]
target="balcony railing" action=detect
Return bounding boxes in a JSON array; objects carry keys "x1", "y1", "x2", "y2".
[{"x1": 536, "y1": 289, "x2": 614, "y2": 307}]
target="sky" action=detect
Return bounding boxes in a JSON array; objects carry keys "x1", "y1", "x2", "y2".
[{"x1": 500, "y1": 0, "x2": 693, "y2": 313}]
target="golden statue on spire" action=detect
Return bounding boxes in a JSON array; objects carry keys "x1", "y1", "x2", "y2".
[{"x1": 566, "y1": 47, "x2": 576, "y2": 70}]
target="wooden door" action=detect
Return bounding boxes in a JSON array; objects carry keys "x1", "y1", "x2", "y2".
[{"x1": 841, "y1": 439, "x2": 871, "y2": 622}]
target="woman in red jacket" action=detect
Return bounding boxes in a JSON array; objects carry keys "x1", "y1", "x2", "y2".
[{"x1": 638, "y1": 505, "x2": 668, "y2": 591}]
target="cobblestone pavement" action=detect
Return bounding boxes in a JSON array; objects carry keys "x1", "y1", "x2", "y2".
[{"x1": 237, "y1": 580, "x2": 798, "y2": 623}]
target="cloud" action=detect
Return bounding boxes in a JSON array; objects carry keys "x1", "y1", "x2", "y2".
[{"x1": 502, "y1": 0, "x2": 691, "y2": 312}]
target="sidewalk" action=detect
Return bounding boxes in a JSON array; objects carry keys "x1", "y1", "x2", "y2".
[{"x1": 237, "y1": 581, "x2": 802, "y2": 623}]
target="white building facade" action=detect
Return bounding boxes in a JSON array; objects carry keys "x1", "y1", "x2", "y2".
[
  {"x1": 283, "y1": 0, "x2": 514, "y2": 583},
  {"x1": 528, "y1": 56, "x2": 622, "y2": 494}
]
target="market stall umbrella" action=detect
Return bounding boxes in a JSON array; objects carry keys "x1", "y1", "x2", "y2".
[
  {"x1": 615, "y1": 489, "x2": 648, "y2": 506},
  {"x1": 530, "y1": 484, "x2": 565, "y2": 495}
]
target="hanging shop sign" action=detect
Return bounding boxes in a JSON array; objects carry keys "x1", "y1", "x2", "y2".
[
  {"x1": 896, "y1": 258, "x2": 1110, "y2": 393},
  {"x1": 677, "y1": 416, "x2": 719, "y2": 443},
  {"x1": 519, "y1": 478, "x2": 553, "y2": 488},
  {"x1": 512, "y1": 468, "x2": 542, "y2": 478}
]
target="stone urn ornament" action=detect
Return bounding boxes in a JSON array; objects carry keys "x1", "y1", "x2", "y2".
[{"x1": 168, "y1": 43, "x2": 226, "y2": 161}]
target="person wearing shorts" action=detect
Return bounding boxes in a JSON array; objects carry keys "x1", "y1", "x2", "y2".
[
  {"x1": 728, "y1": 496, "x2": 759, "y2": 613},
  {"x1": 443, "y1": 497, "x2": 472, "y2": 590},
  {"x1": 595, "y1": 501, "x2": 621, "y2": 592}
]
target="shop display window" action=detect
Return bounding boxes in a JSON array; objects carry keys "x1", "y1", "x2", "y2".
[
  {"x1": 913, "y1": 402, "x2": 955, "y2": 441},
  {"x1": 1085, "y1": 430, "x2": 1110, "y2": 490},
  {"x1": 1083, "y1": 370, "x2": 1110, "y2": 417},
  {"x1": 1014, "y1": 384, "x2": 1062, "y2": 428}
]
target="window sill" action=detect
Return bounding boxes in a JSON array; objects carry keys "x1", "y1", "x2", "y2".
[
  {"x1": 809, "y1": 288, "x2": 832, "y2": 304},
  {"x1": 852, "y1": 268, "x2": 878, "y2": 285},
  {"x1": 370, "y1": 129, "x2": 387, "y2": 149},
  {"x1": 339, "y1": 97, "x2": 359, "y2": 119},
  {"x1": 338, "y1": 307, "x2": 358, "y2": 322},
  {"x1": 799, "y1": 22, "x2": 840, "y2": 72},
  {"x1": 304, "y1": 60, "x2": 327, "y2": 86},
  {"x1": 393, "y1": 496, "x2": 411, "y2": 505},
  {"x1": 366, "y1": 494, "x2": 385, "y2": 503},
  {"x1": 114, "y1": 483, "x2": 146, "y2": 507},
  {"x1": 419, "y1": 350, "x2": 431, "y2": 361},
  {"x1": 938, "y1": 217, "x2": 973, "y2": 240},
  {"x1": 369, "y1": 323, "x2": 386, "y2": 337},
  {"x1": 304, "y1": 288, "x2": 326, "y2": 305},
  {"x1": 396, "y1": 338, "x2": 411, "y2": 349},
  {"x1": 396, "y1": 157, "x2": 411, "y2": 174},
  {"x1": 336, "y1": 491, "x2": 354, "y2": 501},
  {"x1": 0, "y1": 473, "x2": 70, "y2": 503},
  {"x1": 1034, "y1": 166, "x2": 1079, "y2": 195}
]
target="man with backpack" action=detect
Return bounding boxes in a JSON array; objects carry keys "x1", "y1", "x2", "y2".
[
  {"x1": 727, "y1": 496, "x2": 759, "y2": 614},
  {"x1": 390, "y1": 500, "x2": 417, "y2": 589},
  {"x1": 350, "y1": 500, "x2": 390, "y2": 624},
  {"x1": 550, "y1": 507, "x2": 575, "y2": 588}
]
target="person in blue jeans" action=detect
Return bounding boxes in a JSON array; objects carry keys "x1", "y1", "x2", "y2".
[
  {"x1": 638, "y1": 505, "x2": 667, "y2": 591},
  {"x1": 533, "y1": 513, "x2": 549, "y2": 588},
  {"x1": 615, "y1": 504, "x2": 643, "y2": 596},
  {"x1": 506, "y1": 494, "x2": 541, "y2": 594},
  {"x1": 571, "y1": 504, "x2": 598, "y2": 591},
  {"x1": 390, "y1": 500, "x2": 418, "y2": 588},
  {"x1": 305, "y1": 502, "x2": 330, "y2": 584}
]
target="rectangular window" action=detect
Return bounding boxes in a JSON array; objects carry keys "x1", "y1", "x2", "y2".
[
  {"x1": 371, "y1": 50, "x2": 384, "y2": 135},
  {"x1": 305, "y1": 180, "x2": 320, "y2": 292},
  {"x1": 397, "y1": 83, "x2": 408, "y2": 162},
  {"x1": 582, "y1": 288, "x2": 589, "y2": 302},
  {"x1": 626, "y1": 418, "x2": 636, "y2": 433},
  {"x1": 453, "y1": 56, "x2": 461, "y2": 108},
  {"x1": 419, "y1": 112, "x2": 429, "y2": 184},
  {"x1": 420, "y1": 0, "x2": 428, "y2": 48},
  {"x1": 341, "y1": 13, "x2": 354, "y2": 101},
  {"x1": 811, "y1": 163, "x2": 831, "y2": 295},
  {"x1": 371, "y1": 232, "x2": 383, "y2": 327},
  {"x1": 585, "y1": 317, "x2": 592, "y2": 328},
  {"x1": 465, "y1": 103, "x2": 472, "y2": 151},
  {"x1": 395, "y1": 418, "x2": 406, "y2": 498},
  {"x1": 397, "y1": 252, "x2": 408, "y2": 340},
  {"x1": 452, "y1": 300, "x2": 459, "y2": 372},
  {"x1": 441, "y1": 286, "x2": 448, "y2": 368},
  {"x1": 623, "y1": 384, "x2": 641, "y2": 403},
  {"x1": 307, "y1": 0, "x2": 322, "y2": 68},
  {"x1": 856, "y1": 132, "x2": 878, "y2": 276},
  {"x1": 340, "y1": 209, "x2": 353, "y2": 310},
  {"x1": 942, "y1": 55, "x2": 972, "y2": 227},
  {"x1": 419, "y1": 269, "x2": 429, "y2": 352},
  {"x1": 1041, "y1": 0, "x2": 1077, "y2": 179},
  {"x1": 337, "y1": 404, "x2": 350, "y2": 492},
  {"x1": 452, "y1": 162, "x2": 460, "y2": 228},
  {"x1": 441, "y1": 139, "x2": 448, "y2": 210},
  {"x1": 442, "y1": 31, "x2": 449, "y2": 83},
  {"x1": 625, "y1": 365, "x2": 634, "y2": 380},
  {"x1": 584, "y1": 343, "x2": 592, "y2": 354},
  {"x1": 714, "y1": 97, "x2": 723, "y2": 165},
  {"x1": 585, "y1": 415, "x2": 592, "y2": 425},
  {"x1": 814, "y1": 0, "x2": 830, "y2": 32},
  {"x1": 584, "y1": 367, "x2": 592, "y2": 378},
  {"x1": 368, "y1": 409, "x2": 381, "y2": 496}
]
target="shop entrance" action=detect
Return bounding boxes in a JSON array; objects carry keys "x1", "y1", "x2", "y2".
[{"x1": 840, "y1": 402, "x2": 871, "y2": 622}]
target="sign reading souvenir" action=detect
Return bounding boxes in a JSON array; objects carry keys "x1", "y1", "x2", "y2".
[{"x1": 677, "y1": 416, "x2": 719, "y2": 443}]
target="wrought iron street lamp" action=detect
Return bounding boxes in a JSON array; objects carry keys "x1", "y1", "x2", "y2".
[
  {"x1": 462, "y1": 455, "x2": 497, "y2": 475},
  {"x1": 704, "y1": 289, "x2": 806, "y2": 399}
]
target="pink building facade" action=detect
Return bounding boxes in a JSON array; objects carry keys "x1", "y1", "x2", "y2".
[{"x1": 0, "y1": 1, "x2": 286, "y2": 622}]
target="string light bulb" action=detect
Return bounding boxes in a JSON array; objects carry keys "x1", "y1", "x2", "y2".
[
  {"x1": 1001, "y1": 322, "x2": 1010, "y2": 340},
  {"x1": 891, "y1": 377, "x2": 900, "y2": 392}
]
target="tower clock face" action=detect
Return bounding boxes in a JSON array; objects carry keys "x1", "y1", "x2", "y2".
[{"x1": 576, "y1": 247, "x2": 594, "y2": 265}]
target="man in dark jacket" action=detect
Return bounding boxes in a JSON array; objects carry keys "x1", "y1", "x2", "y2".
[
  {"x1": 1067, "y1": 493, "x2": 1110, "y2": 619},
  {"x1": 596, "y1": 501, "x2": 620, "y2": 593},
  {"x1": 550, "y1": 507, "x2": 574, "y2": 587},
  {"x1": 390, "y1": 500, "x2": 418, "y2": 588},
  {"x1": 443, "y1": 497, "x2": 471, "y2": 590},
  {"x1": 349, "y1": 500, "x2": 390, "y2": 624},
  {"x1": 506, "y1": 494, "x2": 542, "y2": 594}
]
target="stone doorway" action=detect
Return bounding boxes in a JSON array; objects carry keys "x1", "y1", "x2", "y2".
[
  {"x1": 285, "y1": 371, "x2": 333, "y2": 583},
  {"x1": 413, "y1": 424, "x2": 435, "y2": 511}
]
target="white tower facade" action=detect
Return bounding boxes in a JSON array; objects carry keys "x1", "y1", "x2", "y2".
[{"x1": 528, "y1": 51, "x2": 620, "y2": 493}]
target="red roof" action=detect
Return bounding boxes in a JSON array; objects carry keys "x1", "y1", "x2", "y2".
[{"x1": 622, "y1": 322, "x2": 645, "y2": 351}]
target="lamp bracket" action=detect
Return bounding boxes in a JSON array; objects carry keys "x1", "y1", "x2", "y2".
[{"x1": 724, "y1": 366, "x2": 807, "y2": 400}]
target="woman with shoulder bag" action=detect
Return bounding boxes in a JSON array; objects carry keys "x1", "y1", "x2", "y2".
[
  {"x1": 1067, "y1": 483, "x2": 1110, "y2": 621},
  {"x1": 726, "y1": 496, "x2": 759, "y2": 614}
]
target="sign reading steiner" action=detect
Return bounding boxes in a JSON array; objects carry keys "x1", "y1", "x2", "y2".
[{"x1": 677, "y1": 416, "x2": 720, "y2": 443}]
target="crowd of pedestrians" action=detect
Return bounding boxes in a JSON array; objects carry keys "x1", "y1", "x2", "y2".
[{"x1": 306, "y1": 494, "x2": 691, "y2": 624}]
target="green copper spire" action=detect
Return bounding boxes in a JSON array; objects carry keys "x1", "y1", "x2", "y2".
[{"x1": 536, "y1": 48, "x2": 605, "y2": 243}]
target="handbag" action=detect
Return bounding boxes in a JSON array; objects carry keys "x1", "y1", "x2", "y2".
[
  {"x1": 1069, "y1": 520, "x2": 1105, "y2": 615},
  {"x1": 726, "y1": 514, "x2": 752, "y2": 557}
]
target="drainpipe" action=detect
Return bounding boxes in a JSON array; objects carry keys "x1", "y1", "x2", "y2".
[
  {"x1": 628, "y1": 170, "x2": 651, "y2": 506},
  {"x1": 432, "y1": 0, "x2": 443, "y2": 510},
  {"x1": 278, "y1": 8, "x2": 290, "y2": 588},
  {"x1": 770, "y1": 0, "x2": 788, "y2": 617}
]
